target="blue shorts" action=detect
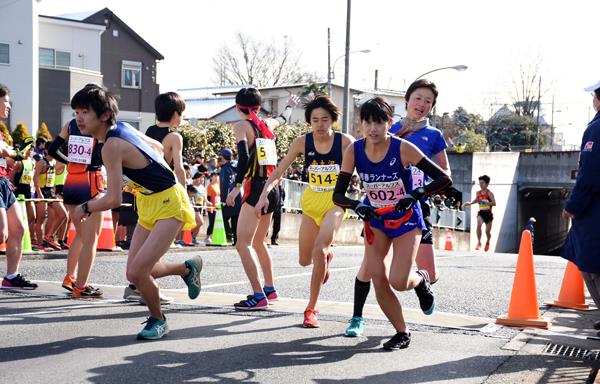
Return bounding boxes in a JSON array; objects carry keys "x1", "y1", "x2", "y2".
[
  {"x1": 367, "y1": 202, "x2": 427, "y2": 239},
  {"x1": 0, "y1": 177, "x2": 17, "y2": 209}
]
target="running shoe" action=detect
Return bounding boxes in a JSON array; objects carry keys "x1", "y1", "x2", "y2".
[
  {"x1": 33, "y1": 242, "x2": 54, "y2": 252},
  {"x1": 2, "y1": 274, "x2": 38, "y2": 289},
  {"x1": 183, "y1": 256, "x2": 203, "y2": 299},
  {"x1": 414, "y1": 270, "x2": 435, "y2": 315},
  {"x1": 303, "y1": 308, "x2": 320, "y2": 328},
  {"x1": 323, "y1": 250, "x2": 333, "y2": 284},
  {"x1": 383, "y1": 332, "x2": 411, "y2": 350},
  {"x1": 234, "y1": 295, "x2": 268, "y2": 310},
  {"x1": 137, "y1": 316, "x2": 169, "y2": 340},
  {"x1": 484, "y1": 242, "x2": 490, "y2": 252},
  {"x1": 264, "y1": 288, "x2": 278, "y2": 301},
  {"x1": 475, "y1": 243, "x2": 482, "y2": 250},
  {"x1": 344, "y1": 316, "x2": 365, "y2": 337},
  {"x1": 123, "y1": 285, "x2": 143, "y2": 301},
  {"x1": 58, "y1": 240, "x2": 69, "y2": 250},
  {"x1": 62, "y1": 274, "x2": 76, "y2": 292},
  {"x1": 72, "y1": 285, "x2": 103, "y2": 298},
  {"x1": 43, "y1": 238, "x2": 62, "y2": 251}
]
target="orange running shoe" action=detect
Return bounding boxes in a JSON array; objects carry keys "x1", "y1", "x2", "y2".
[
  {"x1": 475, "y1": 243, "x2": 482, "y2": 250},
  {"x1": 62, "y1": 274, "x2": 76, "y2": 292},
  {"x1": 484, "y1": 242, "x2": 490, "y2": 252},
  {"x1": 303, "y1": 308, "x2": 320, "y2": 328},
  {"x1": 72, "y1": 285, "x2": 103, "y2": 298}
]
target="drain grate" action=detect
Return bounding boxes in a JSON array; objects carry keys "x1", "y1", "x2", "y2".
[{"x1": 543, "y1": 343, "x2": 600, "y2": 361}]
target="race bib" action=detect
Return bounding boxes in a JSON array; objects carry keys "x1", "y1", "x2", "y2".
[
  {"x1": 255, "y1": 138, "x2": 277, "y2": 166},
  {"x1": 308, "y1": 164, "x2": 339, "y2": 192},
  {"x1": 45, "y1": 171, "x2": 56, "y2": 187},
  {"x1": 364, "y1": 179, "x2": 407, "y2": 208},
  {"x1": 21, "y1": 169, "x2": 33, "y2": 184},
  {"x1": 411, "y1": 167, "x2": 424, "y2": 189},
  {"x1": 68, "y1": 136, "x2": 94, "y2": 164}
]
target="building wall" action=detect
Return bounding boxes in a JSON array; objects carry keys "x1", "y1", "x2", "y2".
[
  {"x1": 0, "y1": 0, "x2": 39, "y2": 134},
  {"x1": 38, "y1": 17, "x2": 103, "y2": 72},
  {"x1": 97, "y1": 20, "x2": 159, "y2": 114}
]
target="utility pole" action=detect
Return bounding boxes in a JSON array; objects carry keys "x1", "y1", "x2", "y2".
[
  {"x1": 535, "y1": 76, "x2": 541, "y2": 150},
  {"x1": 327, "y1": 27, "x2": 332, "y2": 97},
  {"x1": 550, "y1": 94, "x2": 555, "y2": 148},
  {"x1": 374, "y1": 69, "x2": 378, "y2": 90},
  {"x1": 342, "y1": 0, "x2": 351, "y2": 135}
]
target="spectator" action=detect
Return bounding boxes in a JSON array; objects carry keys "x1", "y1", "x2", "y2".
[
  {"x1": 219, "y1": 148, "x2": 241, "y2": 245},
  {"x1": 205, "y1": 172, "x2": 220, "y2": 244}
]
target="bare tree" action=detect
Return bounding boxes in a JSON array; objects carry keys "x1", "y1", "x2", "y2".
[
  {"x1": 212, "y1": 32, "x2": 317, "y2": 87},
  {"x1": 510, "y1": 55, "x2": 551, "y2": 117}
]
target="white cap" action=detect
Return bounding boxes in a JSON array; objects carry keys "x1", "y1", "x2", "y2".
[{"x1": 584, "y1": 80, "x2": 600, "y2": 92}]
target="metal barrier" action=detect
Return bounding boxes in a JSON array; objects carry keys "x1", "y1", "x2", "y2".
[
  {"x1": 280, "y1": 178, "x2": 308, "y2": 212},
  {"x1": 430, "y1": 206, "x2": 467, "y2": 231}
]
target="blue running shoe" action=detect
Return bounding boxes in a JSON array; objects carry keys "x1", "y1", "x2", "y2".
[
  {"x1": 344, "y1": 316, "x2": 364, "y2": 337},
  {"x1": 136, "y1": 316, "x2": 169, "y2": 340},
  {"x1": 183, "y1": 256, "x2": 203, "y2": 299},
  {"x1": 414, "y1": 270, "x2": 435, "y2": 315},
  {"x1": 234, "y1": 295, "x2": 268, "y2": 311}
]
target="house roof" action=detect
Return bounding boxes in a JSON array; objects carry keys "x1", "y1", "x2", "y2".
[
  {"x1": 81, "y1": 8, "x2": 164, "y2": 60},
  {"x1": 183, "y1": 97, "x2": 236, "y2": 120}
]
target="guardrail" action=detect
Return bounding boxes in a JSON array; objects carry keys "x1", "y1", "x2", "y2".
[{"x1": 280, "y1": 178, "x2": 467, "y2": 230}]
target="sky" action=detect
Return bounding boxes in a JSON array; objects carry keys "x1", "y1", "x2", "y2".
[{"x1": 38, "y1": 0, "x2": 599, "y2": 146}]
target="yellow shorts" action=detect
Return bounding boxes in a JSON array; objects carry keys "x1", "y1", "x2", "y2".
[
  {"x1": 136, "y1": 184, "x2": 195, "y2": 231},
  {"x1": 301, "y1": 188, "x2": 347, "y2": 227}
]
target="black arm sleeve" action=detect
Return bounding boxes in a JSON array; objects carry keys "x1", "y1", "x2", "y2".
[
  {"x1": 333, "y1": 171, "x2": 360, "y2": 210},
  {"x1": 47, "y1": 136, "x2": 69, "y2": 164},
  {"x1": 274, "y1": 106, "x2": 292, "y2": 125},
  {"x1": 235, "y1": 140, "x2": 249, "y2": 185},
  {"x1": 415, "y1": 157, "x2": 452, "y2": 196}
]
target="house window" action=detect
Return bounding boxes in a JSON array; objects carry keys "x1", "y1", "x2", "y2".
[
  {"x1": 39, "y1": 48, "x2": 54, "y2": 66},
  {"x1": 56, "y1": 51, "x2": 71, "y2": 67},
  {"x1": 122, "y1": 61, "x2": 142, "y2": 89},
  {"x1": 39, "y1": 48, "x2": 71, "y2": 68},
  {"x1": 0, "y1": 43, "x2": 9, "y2": 64}
]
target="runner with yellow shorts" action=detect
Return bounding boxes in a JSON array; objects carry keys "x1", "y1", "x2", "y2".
[
  {"x1": 255, "y1": 95, "x2": 354, "y2": 328},
  {"x1": 70, "y1": 84, "x2": 202, "y2": 340}
]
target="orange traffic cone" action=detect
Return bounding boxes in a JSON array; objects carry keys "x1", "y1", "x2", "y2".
[
  {"x1": 496, "y1": 229, "x2": 551, "y2": 329},
  {"x1": 544, "y1": 261, "x2": 590, "y2": 310},
  {"x1": 182, "y1": 230, "x2": 193, "y2": 246},
  {"x1": 444, "y1": 228, "x2": 454, "y2": 251},
  {"x1": 66, "y1": 222, "x2": 76, "y2": 247},
  {"x1": 97, "y1": 210, "x2": 117, "y2": 251}
]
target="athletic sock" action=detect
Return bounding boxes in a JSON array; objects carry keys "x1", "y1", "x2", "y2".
[
  {"x1": 353, "y1": 278, "x2": 371, "y2": 318},
  {"x1": 263, "y1": 285, "x2": 275, "y2": 294},
  {"x1": 5, "y1": 273, "x2": 17, "y2": 279},
  {"x1": 254, "y1": 292, "x2": 266, "y2": 300}
]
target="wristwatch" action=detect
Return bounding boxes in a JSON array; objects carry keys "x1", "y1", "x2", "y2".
[{"x1": 81, "y1": 201, "x2": 92, "y2": 216}]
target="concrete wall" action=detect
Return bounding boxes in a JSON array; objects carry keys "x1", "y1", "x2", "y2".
[
  {"x1": 0, "y1": 0, "x2": 38, "y2": 134},
  {"x1": 468, "y1": 152, "x2": 520, "y2": 253}
]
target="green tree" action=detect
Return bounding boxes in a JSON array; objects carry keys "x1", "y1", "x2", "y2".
[
  {"x1": 454, "y1": 130, "x2": 488, "y2": 153},
  {"x1": 0, "y1": 121, "x2": 13, "y2": 146},
  {"x1": 274, "y1": 121, "x2": 310, "y2": 162},
  {"x1": 179, "y1": 120, "x2": 234, "y2": 162},
  {"x1": 487, "y1": 114, "x2": 539, "y2": 148},
  {"x1": 37, "y1": 122, "x2": 53, "y2": 140},
  {"x1": 11, "y1": 122, "x2": 30, "y2": 146}
]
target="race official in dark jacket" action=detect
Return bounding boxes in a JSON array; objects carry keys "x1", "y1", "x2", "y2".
[
  {"x1": 562, "y1": 79, "x2": 600, "y2": 311},
  {"x1": 220, "y1": 148, "x2": 241, "y2": 245}
]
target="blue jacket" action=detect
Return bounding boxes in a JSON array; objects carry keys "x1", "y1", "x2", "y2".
[
  {"x1": 220, "y1": 160, "x2": 241, "y2": 217},
  {"x1": 562, "y1": 111, "x2": 600, "y2": 272}
]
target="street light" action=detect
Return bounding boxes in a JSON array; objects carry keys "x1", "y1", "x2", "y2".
[
  {"x1": 414, "y1": 64, "x2": 468, "y2": 82},
  {"x1": 327, "y1": 49, "x2": 370, "y2": 97}
]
